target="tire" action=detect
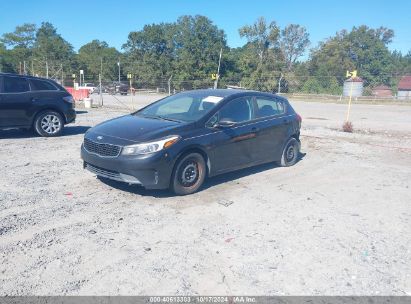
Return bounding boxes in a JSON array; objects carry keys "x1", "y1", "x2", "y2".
[
  {"x1": 34, "y1": 111, "x2": 64, "y2": 137},
  {"x1": 279, "y1": 137, "x2": 300, "y2": 167},
  {"x1": 170, "y1": 153, "x2": 206, "y2": 195}
]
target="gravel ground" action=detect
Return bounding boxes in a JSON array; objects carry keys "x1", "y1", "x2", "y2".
[{"x1": 0, "y1": 94, "x2": 410, "y2": 295}]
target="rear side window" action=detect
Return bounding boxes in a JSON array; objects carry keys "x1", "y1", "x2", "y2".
[
  {"x1": 3, "y1": 76, "x2": 30, "y2": 93},
  {"x1": 255, "y1": 97, "x2": 285, "y2": 118},
  {"x1": 29, "y1": 79, "x2": 57, "y2": 91},
  {"x1": 219, "y1": 97, "x2": 253, "y2": 123}
]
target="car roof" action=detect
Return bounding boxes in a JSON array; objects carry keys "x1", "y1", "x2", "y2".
[
  {"x1": 178, "y1": 88, "x2": 285, "y2": 101},
  {"x1": 0, "y1": 72, "x2": 56, "y2": 82},
  {"x1": 187, "y1": 89, "x2": 249, "y2": 96}
]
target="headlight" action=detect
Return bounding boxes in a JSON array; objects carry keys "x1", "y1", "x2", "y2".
[{"x1": 121, "y1": 135, "x2": 181, "y2": 156}]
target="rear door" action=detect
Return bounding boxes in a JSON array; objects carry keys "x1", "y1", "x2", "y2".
[
  {"x1": 28, "y1": 78, "x2": 60, "y2": 109},
  {"x1": 0, "y1": 75, "x2": 32, "y2": 127},
  {"x1": 251, "y1": 96, "x2": 290, "y2": 162}
]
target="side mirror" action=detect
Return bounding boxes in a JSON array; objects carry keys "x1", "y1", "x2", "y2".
[{"x1": 215, "y1": 118, "x2": 236, "y2": 128}]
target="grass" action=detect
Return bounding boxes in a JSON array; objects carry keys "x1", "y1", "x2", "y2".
[{"x1": 342, "y1": 121, "x2": 354, "y2": 133}]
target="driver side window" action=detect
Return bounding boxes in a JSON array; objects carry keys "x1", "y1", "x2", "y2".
[{"x1": 218, "y1": 97, "x2": 253, "y2": 123}]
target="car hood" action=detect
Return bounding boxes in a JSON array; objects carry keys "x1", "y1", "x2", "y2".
[{"x1": 86, "y1": 114, "x2": 188, "y2": 145}]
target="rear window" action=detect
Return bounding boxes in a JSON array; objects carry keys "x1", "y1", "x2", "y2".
[
  {"x1": 29, "y1": 79, "x2": 58, "y2": 91},
  {"x1": 3, "y1": 76, "x2": 30, "y2": 93}
]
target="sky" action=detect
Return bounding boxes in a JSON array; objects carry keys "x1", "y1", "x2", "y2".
[{"x1": 1, "y1": 0, "x2": 410, "y2": 56}]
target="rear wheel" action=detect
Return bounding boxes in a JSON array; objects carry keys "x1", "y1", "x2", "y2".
[
  {"x1": 279, "y1": 137, "x2": 300, "y2": 167},
  {"x1": 34, "y1": 111, "x2": 64, "y2": 137},
  {"x1": 171, "y1": 153, "x2": 206, "y2": 195}
]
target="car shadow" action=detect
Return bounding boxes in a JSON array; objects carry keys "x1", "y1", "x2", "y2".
[
  {"x1": 0, "y1": 126, "x2": 91, "y2": 139},
  {"x1": 202, "y1": 162, "x2": 279, "y2": 190},
  {"x1": 98, "y1": 177, "x2": 171, "y2": 198},
  {"x1": 75, "y1": 110, "x2": 88, "y2": 115},
  {"x1": 63, "y1": 126, "x2": 91, "y2": 136},
  {"x1": 97, "y1": 152, "x2": 307, "y2": 198},
  {"x1": 202, "y1": 152, "x2": 306, "y2": 191}
]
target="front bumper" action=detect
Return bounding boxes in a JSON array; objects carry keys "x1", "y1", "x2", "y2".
[{"x1": 81, "y1": 144, "x2": 175, "y2": 189}]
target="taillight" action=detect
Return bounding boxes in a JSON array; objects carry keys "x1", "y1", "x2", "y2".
[
  {"x1": 296, "y1": 114, "x2": 302, "y2": 127},
  {"x1": 63, "y1": 95, "x2": 74, "y2": 103}
]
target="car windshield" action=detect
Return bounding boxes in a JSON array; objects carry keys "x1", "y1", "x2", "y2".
[{"x1": 135, "y1": 92, "x2": 224, "y2": 122}]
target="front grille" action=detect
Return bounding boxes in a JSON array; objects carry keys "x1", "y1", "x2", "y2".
[
  {"x1": 84, "y1": 163, "x2": 140, "y2": 184},
  {"x1": 84, "y1": 138, "x2": 121, "y2": 157},
  {"x1": 85, "y1": 163, "x2": 122, "y2": 180}
]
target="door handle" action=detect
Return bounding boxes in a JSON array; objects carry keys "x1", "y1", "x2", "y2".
[
  {"x1": 251, "y1": 127, "x2": 259, "y2": 133},
  {"x1": 31, "y1": 97, "x2": 39, "y2": 102},
  {"x1": 283, "y1": 119, "x2": 291, "y2": 125}
]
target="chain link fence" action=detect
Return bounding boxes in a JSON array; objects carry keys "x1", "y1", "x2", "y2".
[{"x1": 40, "y1": 71, "x2": 410, "y2": 110}]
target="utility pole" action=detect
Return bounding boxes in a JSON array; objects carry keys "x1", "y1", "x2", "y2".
[
  {"x1": 61, "y1": 64, "x2": 64, "y2": 86},
  {"x1": 118, "y1": 60, "x2": 121, "y2": 83},
  {"x1": 46, "y1": 60, "x2": 49, "y2": 79},
  {"x1": 31, "y1": 61, "x2": 34, "y2": 76},
  {"x1": 23, "y1": 61, "x2": 26, "y2": 75},
  {"x1": 79, "y1": 70, "x2": 84, "y2": 87},
  {"x1": 278, "y1": 73, "x2": 283, "y2": 94},
  {"x1": 127, "y1": 72, "x2": 133, "y2": 108},
  {"x1": 168, "y1": 75, "x2": 173, "y2": 96},
  {"x1": 100, "y1": 57, "x2": 103, "y2": 107},
  {"x1": 214, "y1": 48, "x2": 222, "y2": 89}
]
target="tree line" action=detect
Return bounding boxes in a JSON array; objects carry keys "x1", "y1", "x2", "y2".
[{"x1": 1, "y1": 16, "x2": 411, "y2": 94}]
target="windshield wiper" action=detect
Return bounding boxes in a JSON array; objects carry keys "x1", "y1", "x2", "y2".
[
  {"x1": 138, "y1": 114, "x2": 162, "y2": 120},
  {"x1": 138, "y1": 113, "x2": 183, "y2": 123},
  {"x1": 156, "y1": 116, "x2": 183, "y2": 123}
]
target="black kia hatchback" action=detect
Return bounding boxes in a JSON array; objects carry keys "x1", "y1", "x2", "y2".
[
  {"x1": 0, "y1": 73, "x2": 76, "y2": 137},
  {"x1": 81, "y1": 89, "x2": 301, "y2": 195}
]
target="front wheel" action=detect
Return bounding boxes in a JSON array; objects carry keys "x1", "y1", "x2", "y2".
[
  {"x1": 34, "y1": 111, "x2": 64, "y2": 137},
  {"x1": 171, "y1": 153, "x2": 206, "y2": 195},
  {"x1": 279, "y1": 137, "x2": 300, "y2": 167}
]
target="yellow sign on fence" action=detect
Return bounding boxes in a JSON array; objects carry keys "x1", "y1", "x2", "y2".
[{"x1": 346, "y1": 70, "x2": 357, "y2": 79}]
